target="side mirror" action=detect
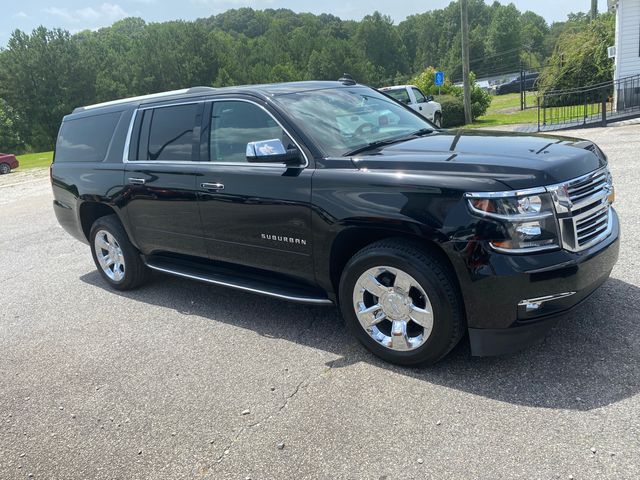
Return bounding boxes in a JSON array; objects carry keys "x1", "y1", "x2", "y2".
[
  {"x1": 246, "y1": 139, "x2": 303, "y2": 166},
  {"x1": 426, "y1": 95, "x2": 434, "y2": 102}
]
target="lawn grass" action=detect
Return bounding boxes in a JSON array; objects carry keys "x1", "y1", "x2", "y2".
[
  {"x1": 467, "y1": 92, "x2": 604, "y2": 129},
  {"x1": 16, "y1": 151, "x2": 54, "y2": 170},
  {"x1": 468, "y1": 92, "x2": 539, "y2": 128},
  {"x1": 484, "y1": 92, "x2": 538, "y2": 111}
]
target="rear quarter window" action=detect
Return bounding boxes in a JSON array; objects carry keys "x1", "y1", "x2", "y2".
[
  {"x1": 139, "y1": 103, "x2": 198, "y2": 161},
  {"x1": 56, "y1": 112, "x2": 122, "y2": 163}
]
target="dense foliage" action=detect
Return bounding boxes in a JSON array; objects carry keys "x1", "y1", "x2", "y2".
[
  {"x1": 0, "y1": 99, "x2": 23, "y2": 152},
  {"x1": 537, "y1": 14, "x2": 615, "y2": 93},
  {"x1": 0, "y1": 4, "x2": 610, "y2": 151}
]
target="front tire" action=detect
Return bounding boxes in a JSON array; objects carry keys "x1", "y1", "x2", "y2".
[
  {"x1": 0, "y1": 163, "x2": 10, "y2": 175},
  {"x1": 90, "y1": 215, "x2": 148, "y2": 291},
  {"x1": 339, "y1": 239, "x2": 464, "y2": 366},
  {"x1": 433, "y1": 113, "x2": 442, "y2": 128}
]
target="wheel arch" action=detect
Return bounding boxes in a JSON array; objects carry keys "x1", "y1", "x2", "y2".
[
  {"x1": 327, "y1": 226, "x2": 461, "y2": 304},
  {"x1": 78, "y1": 202, "x2": 120, "y2": 242}
]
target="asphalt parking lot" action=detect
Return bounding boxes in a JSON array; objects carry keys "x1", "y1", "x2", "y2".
[{"x1": 1, "y1": 123, "x2": 639, "y2": 480}]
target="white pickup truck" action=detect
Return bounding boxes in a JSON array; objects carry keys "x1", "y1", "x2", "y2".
[{"x1": 379, "y1": 85, "x2": 443, "y2": 127}]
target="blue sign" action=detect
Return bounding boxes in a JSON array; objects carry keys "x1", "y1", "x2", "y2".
[{"x1": 435, "y1": 71, "x2": 445, "y2": 87}]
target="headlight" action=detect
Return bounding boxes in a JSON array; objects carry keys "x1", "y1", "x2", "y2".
[{"x1": 466, "y1": 189, "x2": 560, "y2": 253}]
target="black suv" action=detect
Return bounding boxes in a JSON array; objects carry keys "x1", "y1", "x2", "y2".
[
  {"x1": 496, "y1": 73, "x2": 540, "y2": 95},
  {"x1": 51, "y1": 80, "x2": 619, "y2": 366}
]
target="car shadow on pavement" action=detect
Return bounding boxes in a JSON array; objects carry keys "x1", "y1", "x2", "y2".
[{"x1": 81, "y1": 271, "x2": 639, "y2": 411}]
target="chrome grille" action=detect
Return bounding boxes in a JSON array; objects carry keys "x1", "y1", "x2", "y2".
[
  {"x1": 567, "y1": 170, "x2": 608, "y2": 206},
  {"x1": 575, "y1": 203, "x2": 610, "y2": 247},
  {"x1": 548, "y1": 167, "x2": 614, "y2": 252}
]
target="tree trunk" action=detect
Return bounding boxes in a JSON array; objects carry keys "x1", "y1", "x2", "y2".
[{"x1": 591, "y1": 0, "x2": 598, "y2": 20}]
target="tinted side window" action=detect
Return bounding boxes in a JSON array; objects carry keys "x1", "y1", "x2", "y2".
[
  {"x1": 385, "y1": 89, "x2": 410, "y2": 104},
  {"x1": 56, "y1": 112, "x2": 122, "y2": 163},
  {"x1": 412, "y1": 88, "x2": 427, "y2": 103},
  {"x1": 145, "y1": 103, "x2": 198, "y2": 161},
  {"x1": 209, "y1": 101, "x2": 290, "y2": 163}
]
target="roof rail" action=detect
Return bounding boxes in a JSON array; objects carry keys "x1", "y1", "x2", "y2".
[
  {"x1": 77, "y1": 88, "x2": 192, "y2": 111},
  {"x1": 186, "y1": 86, "x2": 217, "y2": 94}
]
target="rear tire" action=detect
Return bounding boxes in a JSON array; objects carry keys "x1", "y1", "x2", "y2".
[
  {"x1": 90, "y1": 214, "x2": 148, "y2": 291},
  {"x1": 339, "y1": 239, "x2": 465, "y2": 366},
  {"x1": 0, "y1": 163, "x2": 10, "y2": 175}
]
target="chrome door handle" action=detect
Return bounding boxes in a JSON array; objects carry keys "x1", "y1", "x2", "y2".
[
  {"x1": 128, "y1": 177, "x2": 146, "y2": 185},
  {"x1": 201, "y1": 182, "x2": 224, "y2": 191}
]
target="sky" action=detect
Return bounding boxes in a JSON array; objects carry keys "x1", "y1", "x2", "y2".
[{"x1": 1, "y1": 0, "x2": 610, "y2": 46}]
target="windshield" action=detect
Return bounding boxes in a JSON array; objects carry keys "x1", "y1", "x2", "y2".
[{"x1": 275, "y1": 87, "x2": 433, "y2": 157}]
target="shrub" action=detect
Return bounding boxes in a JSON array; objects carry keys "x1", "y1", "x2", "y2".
[
  {"x1": 437, "y1": 95, "x2": 465, "y2": 128},
  {"x1": 469, "y1": 72, "x2": 492, "y2": 119}
]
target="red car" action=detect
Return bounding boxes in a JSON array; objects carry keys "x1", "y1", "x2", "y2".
[{"x1": 0, "y1": 153, "x2": 19, "y2": 174}]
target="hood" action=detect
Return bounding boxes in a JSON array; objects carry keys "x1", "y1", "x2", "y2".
[{"x1": 350, "y1": 129, "x2": 606, "y2": 190}]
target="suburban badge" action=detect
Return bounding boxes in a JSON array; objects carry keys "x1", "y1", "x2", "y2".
[{"x1": 261, "y1": 233, "x2": 307, "y2": 245}]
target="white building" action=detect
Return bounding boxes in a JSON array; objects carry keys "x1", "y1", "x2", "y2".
[
  {"x1": 609, "y1": 0, "x2": 640, "y2": 81},
  {"x1": 608, "y1": 0, "x2": 640, "y2": 109}
]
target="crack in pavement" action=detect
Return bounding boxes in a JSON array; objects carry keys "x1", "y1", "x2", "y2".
[
  {"x1": 210, "y1": 358, "x2": 340, "y2": 471},
  {"x1": 0, "y1": 266, "x2": 40, "y2": 285},
  {"x1": 211, "y1": 378, "x2": 307, "y2": 467}
]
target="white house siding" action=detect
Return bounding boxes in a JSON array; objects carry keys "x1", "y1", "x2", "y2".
[
  {"x1": 614, "y1": 0, "x2": 640, "y2": 80},
  {"x1": 610, "y1": 0, "x2": 640, "y2": 110}
]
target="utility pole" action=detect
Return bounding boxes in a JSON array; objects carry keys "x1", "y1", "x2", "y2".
[
  {"x1": 591, "y1": 0, "x2": 598, "y2": 20},
  {"x1": 460, "y1": 0, "x2": 473, "y2": 124}
]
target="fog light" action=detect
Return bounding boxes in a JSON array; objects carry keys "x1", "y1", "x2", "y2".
[{"x1": 518, "y1": 292, "x2": 577, "y2": 312}]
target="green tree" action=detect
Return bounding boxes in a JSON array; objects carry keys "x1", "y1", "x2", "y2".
[
  {"x1": 520, "y1": 11, "x2": 549, "y2": 67},
  {"x1": 355, "y1": 12, "x2": 409, "y2": 85},
  {"x1": 485, "y1": 3, "x2": 522, "y2": 73},
  {"x1": 0, "y1": 27, "x2": 94, "y2": 150},
  {"x1": 0, "y1": 99, "x2": 24, "y2": 152},
  {"x1": 538, "y1": 13, "x2": 615, "y2": 92}
]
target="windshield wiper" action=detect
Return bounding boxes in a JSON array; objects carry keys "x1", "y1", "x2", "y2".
[
  {"x1": 344, "y1": 128, "x2": 434, "y2": 157},
  {"x1": 409, "y1": 128, "x2": 434, "y2": 137}
]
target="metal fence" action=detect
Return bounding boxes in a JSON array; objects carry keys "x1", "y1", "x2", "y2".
[{"x1": 537, "y1": 74, "x2": 640, "y2": 131}]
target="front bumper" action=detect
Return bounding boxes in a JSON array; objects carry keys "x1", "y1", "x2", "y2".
[{"x1": 453, "y1": 209, "x2": 620, "y2": 356}]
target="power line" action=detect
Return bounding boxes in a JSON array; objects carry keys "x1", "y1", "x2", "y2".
[{"x1": 467, "y1": 46, "x2": 524, "y2": 66}]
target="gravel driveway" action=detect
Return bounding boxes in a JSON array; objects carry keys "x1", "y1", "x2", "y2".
[{"x1": 1, "y1": 124, "x2": 639, "y2": 479}]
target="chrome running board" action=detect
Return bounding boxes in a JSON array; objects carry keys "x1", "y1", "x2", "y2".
[{"x1": 145, "y1": 256, "x2": 334, "y2": 306}]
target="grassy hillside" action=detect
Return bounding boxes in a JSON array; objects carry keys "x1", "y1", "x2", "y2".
[{"x1": 16, "y1": 151, "x2": 53, "y2": 170}]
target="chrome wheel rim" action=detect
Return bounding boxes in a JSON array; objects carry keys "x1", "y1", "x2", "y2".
[
  {"x1": 0, "y1": 164, "x2": 9, "y2": 174},
  {"x1": 352, "y1": 266, "x2": 434, "y2": 352},
  {"x1": 94, "y1": 230, "x2": 125, "y2": 282}
]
